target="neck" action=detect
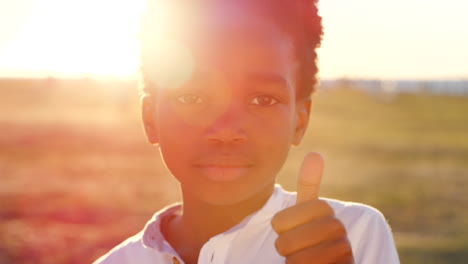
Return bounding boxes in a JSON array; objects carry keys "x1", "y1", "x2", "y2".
[
  {"x1": 181, "y1": 183, "x2": 274, "y2": 242},
  {"x1": 166, "y1": 183, "x2": 275, "y2": 264}
]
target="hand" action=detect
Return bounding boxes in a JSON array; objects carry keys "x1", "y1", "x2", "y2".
[{"x1": 271, "y1": 153, "x2": 354, "y2": 264}]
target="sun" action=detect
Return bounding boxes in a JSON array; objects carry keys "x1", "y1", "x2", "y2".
[{"x1": 3, "y1": 0, "x2": 147, "y2": 77}]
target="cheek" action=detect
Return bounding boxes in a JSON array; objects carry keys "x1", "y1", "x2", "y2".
[
  {"x1": 249, "y1": 106, "x2": 296, "y2": 165},
  {"x1": 158, "y1": 104, "x2": 194, "y2": 140},
  {"x1": 156, "y1": 104, "x2": 202, "y2": 174},
  {"x1": 251, "y1": 105, "x2": 296, "y2": 142}
]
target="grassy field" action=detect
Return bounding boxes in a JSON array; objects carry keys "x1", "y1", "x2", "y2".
[{"x1": 0, "y1": 78, "x2": 467, "y2": 263}]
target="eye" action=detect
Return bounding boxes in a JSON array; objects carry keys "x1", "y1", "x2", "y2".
[
  {"x1": 251, "y1": 95, "x2": 279, "y2": 106},
  {"x1": 176, "y1": 94, "x2": 204, "y2": 104}
]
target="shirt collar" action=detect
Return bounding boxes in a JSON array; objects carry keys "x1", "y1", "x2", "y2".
[
  {"x1": 141, "y1": 184, "x2": 288, "y2": 254},
  {"x1": 142, "y1": 202, "x2": 182, "y2": 254}
]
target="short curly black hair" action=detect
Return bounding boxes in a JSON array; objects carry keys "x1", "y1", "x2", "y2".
[{"x1": 139, "y1": 0, "x2": 323, "y2": 100}]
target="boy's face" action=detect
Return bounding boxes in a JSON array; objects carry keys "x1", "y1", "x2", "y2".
[{"x1": 143, "y1": 4, "x2": 310, "y2": 205}]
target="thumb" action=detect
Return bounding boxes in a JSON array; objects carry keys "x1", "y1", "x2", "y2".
[{"x1": 296, "y1": 152, "x2": 324, "y2": 204}]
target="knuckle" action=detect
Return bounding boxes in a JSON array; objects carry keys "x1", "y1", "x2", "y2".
[
  {"x1": 271, "y1": 209, "x2": 294, "y2": 234},
  {"x1": 275, "y1": 236, "x2": 293, "y2": 256},
  {"x1": 329, "y1": 217, "x2": 346, "y2": 234},
  {"x1": 319, "y1": 200, "x2": 334, "y2": 215},
  {"x1": 274, "y1": 237, "x2": 290, "y2": 256},
  {"x1": 313, "y1": 199, "x2": 334, "y2": 217},
  {"x1": 271, "y1": 214, "x2": 284, "y2": 233},
  {"x1": 315, "y1": 199, "x2": 326, "y2": 205},
  {"x1": 286, "y1": 252, "x2": 308, "y2": 264},
  {"x1": 335, "y1": 237, "x2": 353, "y2": 255}
]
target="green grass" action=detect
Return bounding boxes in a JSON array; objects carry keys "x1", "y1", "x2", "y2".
[{"x1": 1, "y1": 79, "x2": 467, "y2": 263}]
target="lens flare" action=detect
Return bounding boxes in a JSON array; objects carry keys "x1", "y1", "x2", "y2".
[
  {"x1": 142, "y1": 38, "x2": 194, "y2": 90},
  {"x1": 140, "y1": 1, "x2": 195, "y2": 90}
]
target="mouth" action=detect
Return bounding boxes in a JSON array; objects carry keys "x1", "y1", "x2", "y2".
[{"x1": 194, "y1": 159, "x2": 253, "y2": 182}]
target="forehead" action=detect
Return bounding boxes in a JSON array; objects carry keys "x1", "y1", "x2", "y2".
[
  {"x1": 189, "y1": 1, "x2": 293, "y2": 61},
  {"x1": 151, "y1": 0, "x2": 286, "y2": 36},
  {"x1": 143, "y1": 0, "x2": 296, "y2": 88},
  {"x1": 198, "y1": 0, "x2": 281, "y2": 36}
]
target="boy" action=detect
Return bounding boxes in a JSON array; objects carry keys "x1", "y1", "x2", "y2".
[{"x1": 95, "y1": 0, "x2": 399, "y2": 263}]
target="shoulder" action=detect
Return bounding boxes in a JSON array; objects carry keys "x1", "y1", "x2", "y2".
[
  {"x1": 276, "y1": 186, "x2": 388, "y2": 223},
  {"x1": 322, "y1": 198, "x2": 393, "y2": 242},
  {"x1": 92, "y1": 232, "x2": 149, "y2": 264},
  {"x1": 324, "y1": 198, "x2": 387, "y2": 225},
  {"x1": 92, "y1": 203, "x2": 182, "y2": 264},
  {"x1": 275, "y1": 186, "x2": 389, "y2": 227},
  {"x1": 322, "y1": 198, "x2": 400, "y2": 263},
  {"x1": 93, "y1": 230, "x2": 170, "y2": 264}
]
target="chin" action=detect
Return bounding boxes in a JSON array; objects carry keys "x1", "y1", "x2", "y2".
[{"x1": 185, "y1": 175, "x2": 274, "y2": 206}]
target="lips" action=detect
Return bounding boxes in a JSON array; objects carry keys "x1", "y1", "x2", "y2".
[
  {"x1": 195, "y1": 163, "x2": 252, "y2": 168},
  {"x1": 194, "y1": 156, "x2": 253, "y2": 167},
  {"x1": 194, "y1": 157, "x2": 253, "y2": 182}
]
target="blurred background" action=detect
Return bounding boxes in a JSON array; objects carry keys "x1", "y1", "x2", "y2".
[{"x1": 1, "y1": 0, "x2": 467, "y2": 263}]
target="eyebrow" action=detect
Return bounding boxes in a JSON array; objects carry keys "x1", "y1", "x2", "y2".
[
  {"x1": 246, "y1": 72, "x2": 288, "y2": 87},
  {"x1": 183, "y1": 70, "x2": 289, "y2": 92}
]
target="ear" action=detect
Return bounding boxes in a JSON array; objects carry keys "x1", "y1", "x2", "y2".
[
  {"x1": 141, "y1": 95, "x2": 159, "y2": 145},
  {"x1": 292, "y1": 98, "x2": 311, "y2": 146}
]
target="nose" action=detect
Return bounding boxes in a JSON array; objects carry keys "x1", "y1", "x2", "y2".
[{"x1": 204, "y1": 103, "x2": 247, "y2": 144}]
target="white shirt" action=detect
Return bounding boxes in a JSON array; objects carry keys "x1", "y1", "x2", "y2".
[{"x1": 94, "y1": 185, "x2": 400, "y2": 264}]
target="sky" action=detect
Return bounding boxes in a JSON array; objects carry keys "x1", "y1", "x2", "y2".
[{"x1": 0, "y1": 0, "x2": 467, "y2": 79}]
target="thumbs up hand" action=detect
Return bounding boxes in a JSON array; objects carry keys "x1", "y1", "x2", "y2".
[{"x1": 271, "y1": 153, "x2": 354, "y2": 264}]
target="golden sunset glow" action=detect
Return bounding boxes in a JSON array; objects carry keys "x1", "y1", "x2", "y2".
[
  {"x1": 143, "y1": 38, "x2": 195, "y2": 89},
  {"x1": 1, "y1": 1, "x2": 468, "y2": 264},
  {"x1": 0, "y1": 0, "x2": 146, "y2": 77},
  {"x1": 0, "y1": 0, "x2": 467, "y2": 79}
]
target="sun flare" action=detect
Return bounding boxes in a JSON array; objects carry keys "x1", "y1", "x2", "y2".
[
  {"x1": 0, "y1": 0, "x2": 146, "y2": 77},
  {"x1": 1, "y1": 0, "x2": 467, "y2": 79}
]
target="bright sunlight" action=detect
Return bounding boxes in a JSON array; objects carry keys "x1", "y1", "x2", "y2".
[
  {"x1": 1, "y1": 0, "x2": 467, "y2": 79},
  {"x1": 0, "y1": 0, "x2": 146, "y2": 77}
]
